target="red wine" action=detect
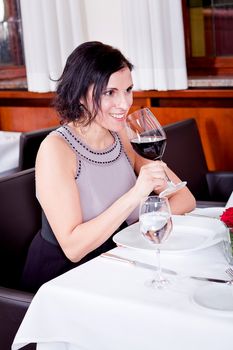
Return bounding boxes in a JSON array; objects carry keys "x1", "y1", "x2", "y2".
[{"x1": 131, "y1": 137, "x2": 167, "y2": 160}]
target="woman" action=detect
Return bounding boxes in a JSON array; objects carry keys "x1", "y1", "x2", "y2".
[{"x1": 21, "y1": 41, "x2": 195, "y2": 292}]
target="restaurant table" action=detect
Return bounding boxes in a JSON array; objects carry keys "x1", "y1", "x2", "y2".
[
  {"x1": 0, "y1": 131, "x2": 21, "y2": 173},
  {"x1": 12, "y1": 217, "x2": 233, "y2": 350}
]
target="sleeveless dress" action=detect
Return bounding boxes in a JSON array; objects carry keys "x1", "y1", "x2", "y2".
[{"x1": 21, "y1": 125, "x2": 139, "y2": 292}]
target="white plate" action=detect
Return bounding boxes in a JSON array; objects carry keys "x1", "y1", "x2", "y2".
[
  {"x1": 192, "y1": 284, "x2": 233, "y2": 312},
  {"x1": 187, "y1": 207, "x2": 224, "y2": 219},
  {"x1": 113, "y1": 215, "x2": 227, "y2": 253}
]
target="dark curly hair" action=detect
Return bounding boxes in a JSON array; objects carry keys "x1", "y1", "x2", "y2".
[{"x1": 53, "y1": 41, "x2": 133, "y2": 126}]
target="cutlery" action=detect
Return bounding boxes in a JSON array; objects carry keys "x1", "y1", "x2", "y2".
[
  {"x1": 101, "y1": 252, "x2": 233, "y2": 284},
  {"x1": 101, "y1": 252, "x2": 177, "y2": 275},
  {"x1": 185, "y1": 213, "x2": 218, "y2": 220},
  {"x1": 190, "y1": 276, "x2": 233, "y2": 285}
]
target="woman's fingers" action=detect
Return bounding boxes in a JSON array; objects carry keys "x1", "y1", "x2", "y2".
[
  {"x1": 141, "y1": 162, "x2": 167, "y2": 180},
  {"x1": 134, "y1": 162, "x2": 167, "y2": 198}
]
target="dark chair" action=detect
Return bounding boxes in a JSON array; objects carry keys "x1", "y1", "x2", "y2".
[
  {"x1": 18, "y1": 126, "x2": 57, "y2": 171},
  {"x1": 163, "y1": 118, "x2": 233, "y2": 206},
  {"x1": 0, "y1": 168, "x2": 41, "y2": 350}
]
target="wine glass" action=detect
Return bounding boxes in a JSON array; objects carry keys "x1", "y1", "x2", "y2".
[
  {"x1": 125, "y1": 108, "x2": 187, "y2": 197},
  {"x1": 139, "y1": 195, "x2": 172, "y2": 289}
]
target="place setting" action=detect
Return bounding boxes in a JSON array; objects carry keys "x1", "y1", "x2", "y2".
[
  {"x1": 101, "y1": 191, "x2": 233, "y2": 313},
  {"x1": 191, "y1": 279, "x2": 233, "y2": 314},
  {"x1": 187, "y1": 192, "x2": 233, "y2": 266},
  {"x1": 108, "y1": 106, "x2": 233, "y2": 311},
  {"x1": 112, "y1": 215, "x2": 226, "y2": 255}
]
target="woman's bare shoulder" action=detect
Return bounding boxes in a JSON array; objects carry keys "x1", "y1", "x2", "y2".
[
  {"x1": 38, "y1": 131, "x2": 69, "y2": 154},
  {"x1": 36, "y1": 130, "x2": 76, "y2": 170}
]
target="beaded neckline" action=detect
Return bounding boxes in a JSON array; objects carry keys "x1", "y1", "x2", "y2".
[
  {"x1": 56, "y1": 125, "x2": 122, "y2": 166},
  {"x1": 63, "y1": 125, "x2": 118, "y2": 155}
]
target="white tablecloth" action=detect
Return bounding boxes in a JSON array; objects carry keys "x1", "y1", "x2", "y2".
[
  {"x1": 0, "y1": 131, "x2": 21, "y2": 172},
  {"x1": 12, "y1": 223, "x2": 233, "y2": 350}
]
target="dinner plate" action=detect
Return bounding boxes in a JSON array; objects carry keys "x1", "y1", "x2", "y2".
[
  {"x1": 192, "y1": 284, "x2": 233, "y2": 312},
  {"x1": 187, "y1": 207, "x2": 224, "y2": 219},
  {"x1": 113, "y1": 215, "x2": 227, "y2": 253}
]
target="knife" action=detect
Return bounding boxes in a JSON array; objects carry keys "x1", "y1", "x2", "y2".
[
  {"x1": 188, "y1": 276, "x2": 232, "y2": 284},
  {"x1": 101, "y1": 252, "x2": 177, "y2": 275},
  {"x1": 185, "y1": 213, "x2": 217, "y2": 219},
  {"x1": 101, "y1": 252, "x2": 232, "y2": 284}
]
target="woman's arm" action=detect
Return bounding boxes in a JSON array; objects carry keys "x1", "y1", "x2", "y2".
[
  {"x1": 159, "y1": 165, "x2": 196, "y2": 214},
  {"x1": 119, "y1": 128, "x2": 196, "y2": 215}
]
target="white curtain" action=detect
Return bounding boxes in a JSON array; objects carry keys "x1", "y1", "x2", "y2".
[
  {"x1": 20, "y1": 0, "x2": 187, "y2": 92},
  {"x1": 121, "y1": 0, "x2": 188, "y2": 90},
  {"x1": 20, "y1": 0, "x2": 87, "y2": 92}
]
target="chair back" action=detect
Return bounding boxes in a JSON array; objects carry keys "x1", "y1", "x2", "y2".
[
  {"x1": 163, "y1": 118, "x2": 210, "y2": 200},
  {"x1": 18, "y1": 126, "x2": 57, "y2": 171},
  {"x1": 0, "y1": 168, "x2": 41, "y2": 288}
]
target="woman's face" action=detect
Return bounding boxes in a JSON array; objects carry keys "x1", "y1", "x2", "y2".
[{"x1": 87, "y1": 67, "x2": 133, "y2": 132}]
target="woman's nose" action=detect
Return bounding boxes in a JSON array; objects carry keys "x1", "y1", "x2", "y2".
[{"x1": 115, "y1": 93, "x2": 131, "y2": 109}]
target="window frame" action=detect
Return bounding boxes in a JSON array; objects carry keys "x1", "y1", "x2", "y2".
[
  {"x1": 0, "y1": 0, "x2": 26, "y2": 86},
  {"x1": 182, "y1": 0, "x2": 233, "y2": 76}
]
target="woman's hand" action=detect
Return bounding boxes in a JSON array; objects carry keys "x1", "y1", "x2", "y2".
[{"x1": 133, "y1": 161, "x2": 167, "y2": 200}]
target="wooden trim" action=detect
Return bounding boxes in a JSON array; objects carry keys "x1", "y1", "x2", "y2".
[
  {"x1": 1, "y1": 89, "x2": 233, "y2": 98},
  {"x1": 0, "y1": 90, "x2": 54, "y2": 99},
  {"x1": 0, "y1": 90, "x2": 54, "y2": 107},
  {"x1": 1, "y1": 89, "x2": 233, "y2": 107},
  {"x1": 133, "y1": 89, "x2": 233, "y2": 99},
  {"x1": 0, "y1": 66, "x2": 26, "y2": 80},
  {"x1": 187, "y1": 58, "x2": 233, "y2": 76}
]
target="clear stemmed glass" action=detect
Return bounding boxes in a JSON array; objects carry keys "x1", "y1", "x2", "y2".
[
  {"x1": 139, "y1": 195, "x2": 173, "y2": 289},
  {"x1": 125, "y1": 108, "x2": 187, "y2": 197}
]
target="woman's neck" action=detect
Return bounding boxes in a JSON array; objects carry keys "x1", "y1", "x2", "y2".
[{"x1": 69, "y1": 122, "x2": 114, "y2": 151}]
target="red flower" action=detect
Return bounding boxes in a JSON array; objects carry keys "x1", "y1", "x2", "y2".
[{"x1": 220, "y1": 207, "x2": 233, "y2": 227}]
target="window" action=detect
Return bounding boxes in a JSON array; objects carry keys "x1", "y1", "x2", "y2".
[
  {"x1": 0, "y1": 0, "x2": 26, "y2": 87},
  {"x1": 182, "y1": 0, "x2": 233, "y2": 76}
]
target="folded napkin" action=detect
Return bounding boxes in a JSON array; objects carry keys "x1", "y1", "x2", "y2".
[
  {"x1": 187, "y1": 191, "x2": 233, "y2": 219},
  {"x1": 225, "y1": 191, "x2": 233, "y2": 208},
  {"x1": 187, "y1": 207, "x2": 223, "y2": 219}
]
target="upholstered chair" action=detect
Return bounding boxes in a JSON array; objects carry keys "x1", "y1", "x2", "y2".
[
  {"x1": 163, "y1": 118, "x2": 233, "y2": 206},
  {"x1": 0, "y1": 168, "x2": 40, "y2": 350}
]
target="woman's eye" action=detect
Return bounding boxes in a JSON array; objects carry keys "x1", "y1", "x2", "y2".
[
  {"x1": 126, "y1": 86, "x2": 133, "y2": 93},
  {"x1": 104, "y1": 90, "x2": 113, "y2": 96}
]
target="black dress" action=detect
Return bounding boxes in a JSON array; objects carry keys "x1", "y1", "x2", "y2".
[{"x1": 21, "y1": 212, "x2": 127, "y2": 292}]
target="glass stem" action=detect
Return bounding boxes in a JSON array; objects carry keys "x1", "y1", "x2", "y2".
[
  {"x1": 156, "y1": 247, "x2": 162, "y2": 281},
  {"x1": 155, "y1": 157, "x2": 173, "y2": 185}
]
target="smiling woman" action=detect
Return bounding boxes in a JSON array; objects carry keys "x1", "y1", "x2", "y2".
[{"x1": 20, "y1": 41, "x2": 195, "y2": 293}]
